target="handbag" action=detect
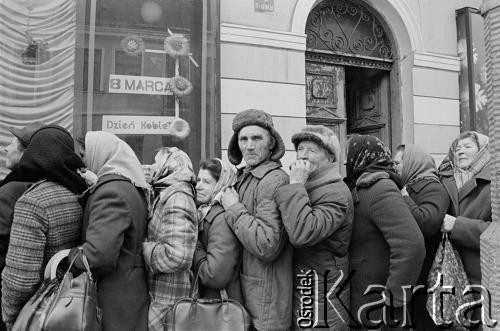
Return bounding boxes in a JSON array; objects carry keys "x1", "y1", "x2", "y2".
[
  {"x1": 164, "y1": 264, "x2": 251, "y2": 331},
  {"x1": 12, "y1": 248, "x2": 102, "y2": 331},
  {"x1": 426, "y1": 233, "x2": 473, "y2": 330}
]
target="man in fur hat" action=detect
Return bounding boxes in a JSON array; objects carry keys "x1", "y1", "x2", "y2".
[
  {"x1": 275, "y1": 125, "x2": 353, "y2": 330},
  {"x1": 220, "y1": 109, "x2": 292, "y2": 331}
]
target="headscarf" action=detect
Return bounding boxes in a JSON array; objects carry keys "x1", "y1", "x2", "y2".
[
  {"x1": 149, "y1": 147, "x2": 195, "y2": 217},
  {"x1": 85, "y1": 131, "x2": 148, "y2": 189},
  {"x1": 400, "y1": 144, "x2": 439, "y2": 187},
  {"x1": 197, "y1": 158, "x2": 237, "y2": 221},
  {"x1": 344, "y1": 135, "x2": 402, "y2": 190},
  {"x1": 440, "y1": 131, "x2": 490, "y2": 189},
  {"x1": 11, "y1": 125, "x2": 87, "y2": 194}
]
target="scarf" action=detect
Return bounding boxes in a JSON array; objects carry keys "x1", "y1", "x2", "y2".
[
  {"x1": 449, "y1": 132, "x2": 490, "y2": 189},
  {"x1": 344, "y1": 135, "x2": 402, "y2": 190},
  {"x1": 400, "y1": 144, "x2": 439, "y2": 187},
  {"x1": 197, "y1": 159, "x2": 237, "y2": 222},
  {"x1": 149, "y1": 147, "x2": 195, "y2": 218},
  {"x1": 11, "y1": 125, "x2": 87, "y2": 194},
  {"x1": 85, "y1": 131, "x2": 148, "y2": 189}
]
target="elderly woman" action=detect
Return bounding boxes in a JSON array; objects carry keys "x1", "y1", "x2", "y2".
[
  {"x1": 274, "y1": 125, "x2": 353, "y2": 330},
  {"x1": 143, "y1": 147, "x2": 197, "y2": 331},
  {"x1": 345, "y1": 135, "x2": 425, "y2": 330},
  {"x1": 393, "y1": 144, "x2": 449, "y2": 330},
  {"x1": 192, "y1": 158, "x2": 243, "y2": 302},
  {"x1": 2, "y1": 126, "x2": 87, "y2": 328},
  {"x1": 439, "y1": 131, "x2": 491, "y2": 287},
  {"x1": 69, "y1": 131, "x2": 150, "y2": 331}
]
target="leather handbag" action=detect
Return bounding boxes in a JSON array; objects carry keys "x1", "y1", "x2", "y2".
[
  {"x1": 164, "y1": 265, "x2": 251, "y2": 331},
  {"x1": 12, "y1": 248, "x2": 102, "y2": 331}
]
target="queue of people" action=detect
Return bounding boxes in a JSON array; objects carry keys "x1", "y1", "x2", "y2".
[{"x1": 0, "y1": 109, "x2": 492, "y2": 331}]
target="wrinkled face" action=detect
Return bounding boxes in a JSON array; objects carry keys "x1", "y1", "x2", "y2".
[
  {"x1": 4, "y1": 137, "x2": 24, "y2": 169},
  {"x1": 238, "y1": 125, "x2": 273, "y2": 167},
  {"x1": 296, "y1": 141, "x2": 331, "y2": 172},
  {"x1": 196, "y1": 169, "x2": 217, "y2": 204},
  {"x1": 455, "y1": 137, "x2": 479, "y2": 169},
  {"x1": 393, "y1": 150, "x2": 404, "y2": 175}
]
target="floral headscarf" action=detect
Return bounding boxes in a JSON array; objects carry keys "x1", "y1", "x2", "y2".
[
  {"x1": 149, "y1": 147, "x2": 195, "y2": 217},
  {"x1": 197, "y1": 158, "x2": 237, "y2": 221},
  {"x1": 439, "y1": 131, "x2": 490, "y2": 189},
  {"x1": 400, "y1": 144, "x2": 439, "y2": 187},
  {"x1": 85, "y1": 131, "x2": 148, "y2": 189},
  {"x1": 344, "y1": 135, "x2": 402, "y2": 190}
]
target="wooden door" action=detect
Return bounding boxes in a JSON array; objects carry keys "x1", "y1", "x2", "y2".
[
  {"x1": 305, "y1": 60, "x2": 347, "y2": 173},
  {"x1": 345, "y1": 67, "x2": 391, "y2": 147}
]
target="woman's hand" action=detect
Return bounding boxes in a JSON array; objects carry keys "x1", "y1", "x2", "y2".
[
  {"x1": 441, "y1": 214, "x2": 456, "y2": 232},
  {"x1": 400, "y1": 186, "x2": 409, "y2": 197}
]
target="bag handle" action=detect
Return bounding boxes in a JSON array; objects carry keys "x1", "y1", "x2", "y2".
[
  {"x1": 44, "y1": 249, "x2": 70, "y2": 280},
  {"x1": 192, "y1": 260, "x2": 229, "y2": 303}
]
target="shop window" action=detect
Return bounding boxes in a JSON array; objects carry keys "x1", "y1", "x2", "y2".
[{"x1": 74, "y1": 0, "x2": 220, "y2": 168}]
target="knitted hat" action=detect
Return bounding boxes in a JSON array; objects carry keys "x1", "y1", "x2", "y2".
[
  {"x1": 291, "y1": 125, "x2": 340, "y2": 162},
  {"x1": 8, "y1": 121, "x2": 46, "y2": 148},
  {"x1": 227, "y1": 109, "x2": 285, "y2": 165}
]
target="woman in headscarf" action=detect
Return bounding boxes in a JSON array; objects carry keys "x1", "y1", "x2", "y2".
[
  {"x1": 68, "y1": 131, "x2": 150, "y2": 331},
  {"x1": 345, "y1": 135, "x2": 425, "y2": 330},
  {"x1": 393, "y1": 144, "x2": 449, "y2": 330},
  {"x1": 2, "y1": 126, "x2": 87, "y2": 328},
  {"x1": 439, "y1": 131, "x2": 491, "y2": 288},
  {"x1": 192, "y1": 158, "x2": 242, "y2": 303},
  {"x1": 143, "y1": 147, "x2": 197, "y2": 331}
]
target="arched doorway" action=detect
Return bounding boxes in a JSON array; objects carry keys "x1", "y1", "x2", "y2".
[{"x1": 304, "y1": 0, "x2": 395, "y2": 167}]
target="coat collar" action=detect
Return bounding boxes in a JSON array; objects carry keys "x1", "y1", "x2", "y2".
[
  {"x1": 203, "y1": 203, "x2": 225, "y2": 224},
  {"x1": 305, "y1": 163, "x2": 342, "y2": 192},
  {"x1": 237, "y1": 160, "x2": 282, "y2": 182},
  {"x1": 89, "y1": 174, "x2": 131, "y2": 194},
  {"x1": 407, "y1": 177, "x2": 437, "y2": 194}
]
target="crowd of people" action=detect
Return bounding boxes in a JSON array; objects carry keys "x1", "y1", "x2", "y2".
[{"x1": 0, "y1": 108, "x2": 492, "y2": 331}]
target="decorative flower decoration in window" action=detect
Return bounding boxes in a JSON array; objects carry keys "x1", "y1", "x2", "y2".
[
  {"x1": 168, "y1": 118, "x2": 191, "y2": 140},
  {"x1": 170, "y1": 76, "x2": 193, "y2": 98},
  {"x1": 121, "y1": 35, "x2": 145, "y2": 56},
  {"x1": 164, "y1": 34, "x2": 190, "y2": 58},
  {"x1": 21, "y1": 32, "x2": 50, "y2": 65}
]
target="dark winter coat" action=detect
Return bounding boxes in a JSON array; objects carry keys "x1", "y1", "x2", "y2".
[
  {"x1": 403, "y1": 178, "x2": 449, "y2": 331},
  {"x1": 193, "y1": 203, "x2": 243, "y2": 303},
  {"x1": 225, "y1": 160, "x2": 293, "y2": 331},
  {"x1": 0, "y1": 182, "x2": 32, "y2": 272},
  {"x1": 440, "y1": 164, "x2": 492, "y2": 286},
  {"x1": 348, "y1": 172, "x2": 425, "y2": 329},
  {"x1": 276, "y1": 163, "x2": 353, "y2": 330},
  {"x1": 70, "y1": 174, "x2": 149, "y2": 331}
]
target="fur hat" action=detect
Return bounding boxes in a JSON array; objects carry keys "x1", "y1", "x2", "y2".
[
  {"x1": 291, "y1": 125, "x2": 340, "y2": 161},
  {"x1": 227, "y1": 109, "x2": 285, "y2": 165}
]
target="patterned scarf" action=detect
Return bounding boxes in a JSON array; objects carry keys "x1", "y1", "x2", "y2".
[
  {"x1": 197, "y1": 159, "x2": 237, "y2": 222},
  {"x1": 344, "y1": 135, "x2": 402, "y2": 190},
  {"x1": 451, "y1": 132, "x2": 490, "y2": 189},
  {"x1": 149, "y1": 147, "x2": 195, "y2": 218},
  {"x1": 400, "y1": 144, "x2": 439, "y2": 187},
  {"x1": 85, "y1": 131, "x2": 148, "y2": 189}
]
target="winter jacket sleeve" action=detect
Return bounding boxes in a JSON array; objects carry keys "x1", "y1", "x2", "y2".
[
  {"x1": 193, "y1": 213, "x2": 241, "y2": 289},
  {"x1": 75, "y1": 184, "x2": 132, "y2": 274},
  {"x1": 2, "y1": 194, "x2": 46, "y2": 326},
  {"x1": 143, "y1": 191, "x2": 197, "y2": 274},
  {"x1": 450, "y1": 216, "x2": 490, "y2": 250},
  {"x1": 275, "y1": 183, "x2": 349, "y2": 247},
  {"x1": 225, "y1": 170, "x2": 288, "y2": 263},
  {"x1": 370, "y1": 179, "x2": 425, "y2": 306},
  {"x1": 404, "y1": 181, "x2": 449, "y2": 237}
]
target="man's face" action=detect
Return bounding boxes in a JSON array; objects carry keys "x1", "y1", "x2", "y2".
[
  {"x1": 296, "y1": 140, "x2": 331, "y2": 172},
  {"x1": 4, "y1": 137, "x2": 24, "y2": 169},
  {"x1": 238, "y1": 125, "x2": 274, "y2": 167}
]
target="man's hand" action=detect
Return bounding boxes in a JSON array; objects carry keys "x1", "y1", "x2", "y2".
[
  {"x1": 220, "y1": 187, "x2": 240, "y2": 210},
  {"x1": 401, "y1": 186, "x2": 409, "y2": 197},
  {"x1": 441, "y1": 214, "x2": 456, "y2": 232},
  {"x1": 289, "y1": 160, "x2": 312, "y2": 184}
]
